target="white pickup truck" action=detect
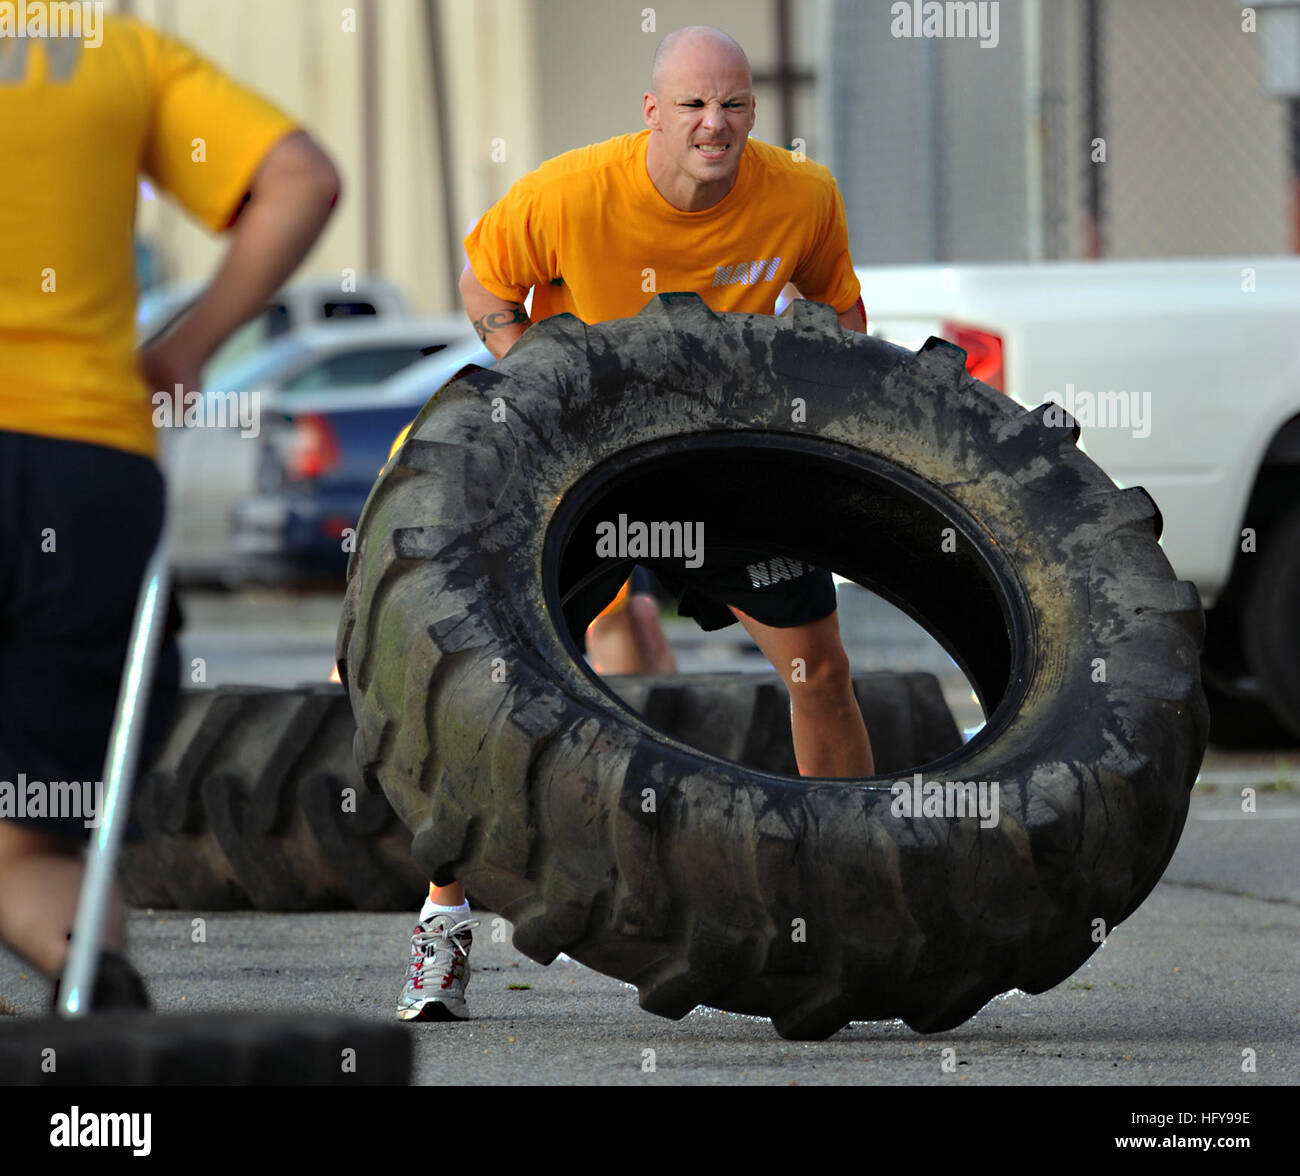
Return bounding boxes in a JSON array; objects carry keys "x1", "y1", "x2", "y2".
[{"x1": 856, "y1": 258, "x2": 1300, "y2": 746}]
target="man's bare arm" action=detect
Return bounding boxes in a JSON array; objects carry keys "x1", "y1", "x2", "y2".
[
  {"x1": 460, "y1": 264, "x2": 530, "y2": 360},
  {"x1": 838, "y1": 296, "x2": 867, "y2": 334},
  {"x1": 139, "y1": 131, "x2": 341, "y2": 396},
  {"x1": 787, "y1": 284, "x2": 867, "y2": 335}
]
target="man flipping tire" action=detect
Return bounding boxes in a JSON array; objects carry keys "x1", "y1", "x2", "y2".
[{"x1": 396, "y1": 25, "x2": 874, "y2": 1022}]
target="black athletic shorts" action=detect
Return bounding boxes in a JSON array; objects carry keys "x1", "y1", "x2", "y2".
[
  {"x1": 629, "y1": 556, "x2": 837, "y2": 632},
  {"x1": 0, "y1": 431, "x2": 180, "y2": 841}
]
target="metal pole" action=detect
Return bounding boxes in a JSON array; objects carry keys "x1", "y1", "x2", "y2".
[
  {"x1": 58, "y1": 535, "x2": 171, "y2": 1017},
  {"x1": 1083, "y1": 0, "x2": 1103, "y2": 258},
  {"x1": 1288, "y1": 96, "x2": 1300, "y2": 252},
  {"x1": 1022, "y1": 0, "x2": 1045, "y2": 261},
  {"x1": 927, "y1": 38, "x2": 947, "y2": 261},
  {"x1": 424, "y1": 0, "x2": 463, "y2": 308},
  {"x1": 775, "y1": 0, "x2": 796, "y2": 152},
  {"x1": 362, "y1": 0, "x2": 382, "y2": 276}
]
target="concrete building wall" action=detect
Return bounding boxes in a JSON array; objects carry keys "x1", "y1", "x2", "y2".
[
  {"x1": 439, "y1": 0, "x2": 541, "y2": 281},
  {"x1": 124, "y1": 0, "x2": 829, "y2": 314},
  {"x1": 124, "y1": 0, "x2": 543, "y2": 314},
  {"x1": 131, "y1": 0, "x2": 364, "y2": 294},
  {"x1": 529, "y1": 0, "x2": 819, "y2": 161}
]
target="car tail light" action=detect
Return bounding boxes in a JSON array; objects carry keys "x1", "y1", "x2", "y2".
[
  {"x1": 940, "y1": 322, "x2": 1004, "y2": 392},
  {"x1": 285, "y1": 414, "x2": 340, "y2": 480}
]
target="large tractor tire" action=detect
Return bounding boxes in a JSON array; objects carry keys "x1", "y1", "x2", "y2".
[
  {"x1": 337, "y1": 293, "x2": 1208, "y2": 1039},
  {"x1": 120, "y1": 673, "x2": 959, "y2": 910}
]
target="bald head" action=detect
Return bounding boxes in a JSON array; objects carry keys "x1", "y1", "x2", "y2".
[
  {"x1": 649, "y1": 26, "x2": 751, "y2": 95},
  {"x1": 642, "y1": 24, "x2": 756, "y2": 211}
]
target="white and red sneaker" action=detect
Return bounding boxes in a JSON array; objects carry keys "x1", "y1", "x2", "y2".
[{"x1": 396, "y1": 903, "x2": 479, "y2": 1022}]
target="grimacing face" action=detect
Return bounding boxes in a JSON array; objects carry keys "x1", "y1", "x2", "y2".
[{"x1": 645, "y1": 65, "x2": 756, "y2": 191}]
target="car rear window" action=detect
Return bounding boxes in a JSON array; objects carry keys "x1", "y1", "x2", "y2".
[
  {"x1": 280, "y1": 346, "x2": 429, "y2": 391},
  {"x1": 323, "y1": 301, "x2": 379, "y2": 318}
]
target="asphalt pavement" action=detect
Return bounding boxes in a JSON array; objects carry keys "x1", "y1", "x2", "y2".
[
  {"x1": 1, "y1": 775, "x2": 1295, "y2": 1085},
  {"x1": 0, "y1": 588, "x2": 1295, "y2": 1087}
]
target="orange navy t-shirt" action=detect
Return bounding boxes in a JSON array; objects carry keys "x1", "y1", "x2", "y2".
[{"x1": 463, "y1": 130, "x2": 861, "y2": 325}]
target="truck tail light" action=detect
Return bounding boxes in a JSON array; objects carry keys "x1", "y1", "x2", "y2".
[{"x1": 941, "y1": 322, "x2": 1004, "y2": 393}]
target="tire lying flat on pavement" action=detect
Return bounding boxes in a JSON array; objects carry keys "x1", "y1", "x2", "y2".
[
  {"x1": 605, "y1": 670, "x2": 961, "y2": 778},
  {"x1": 119, "y1": 673, "x2": 959, "y2": 910},
  {"x1": 338, "y1": 293, "x2": 1209, "y2": 1039},
  {"x1": 120, "y1": 685, "x2": 427, "y2": 912},
  {"x1": 0, "y1": 1014, "x2": 409, "y2": 1085}
]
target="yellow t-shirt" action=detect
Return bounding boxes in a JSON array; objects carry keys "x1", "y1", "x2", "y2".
[
  {"x1": 464, "y1": 131, "x2": 861, "y2": 325},
  {"x1": 0, "y1": 9, "x2": 299, "y2": 458}
]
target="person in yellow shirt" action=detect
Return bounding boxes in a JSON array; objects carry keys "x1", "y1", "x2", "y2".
[
  {"x1": 0, "y1": 6, "x2": 339, "y2": 1010},
  {"x1": 395, "y1": 24, "x2": 874, "y2": 1022}
]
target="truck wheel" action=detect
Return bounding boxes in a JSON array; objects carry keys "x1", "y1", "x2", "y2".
[
  {"x1": 1243, "y1": 505, "x2": 1300, "y2": 740},
  {"x1": 1200, "y1": 667, "x2": 1299, "y2": 749},
  {"x1": 338, "y1": 293, "x2": 1208, "y2": 1038}
]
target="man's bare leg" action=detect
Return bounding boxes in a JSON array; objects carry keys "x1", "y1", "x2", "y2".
[
  {"x1": 729, "y1": 606, "x2": 873, "y2": 777},
  {"x1": 587, "y1": 593, "x2": 677, "y2": 675},
  {"x1": 0, "y1": 821, "x2": 127, "y2": 977},
  {"x1": 429, "y1": 881, "x2": 465, "y2": 906}
]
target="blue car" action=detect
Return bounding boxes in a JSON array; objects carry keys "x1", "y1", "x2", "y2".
[{"x1": 232, "y1": 338, "x2": 495, "y2": 585}]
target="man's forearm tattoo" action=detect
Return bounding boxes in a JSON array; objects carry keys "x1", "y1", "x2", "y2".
[{"x1": 473, "y1": 304, "x2": 528, "y2": 342}]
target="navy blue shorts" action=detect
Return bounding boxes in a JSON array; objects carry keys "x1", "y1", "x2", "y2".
[
  {"x1": 630, "y1": 558, "x2": 837, "y2": 633},
  {"x1": 0, "y1": 431, "x2": 180, "y2": 841}
]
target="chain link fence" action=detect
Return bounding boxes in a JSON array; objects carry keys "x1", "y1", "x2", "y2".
[{"x1": 827, "y1": 0, "x2": 1296, "y2": 263}]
